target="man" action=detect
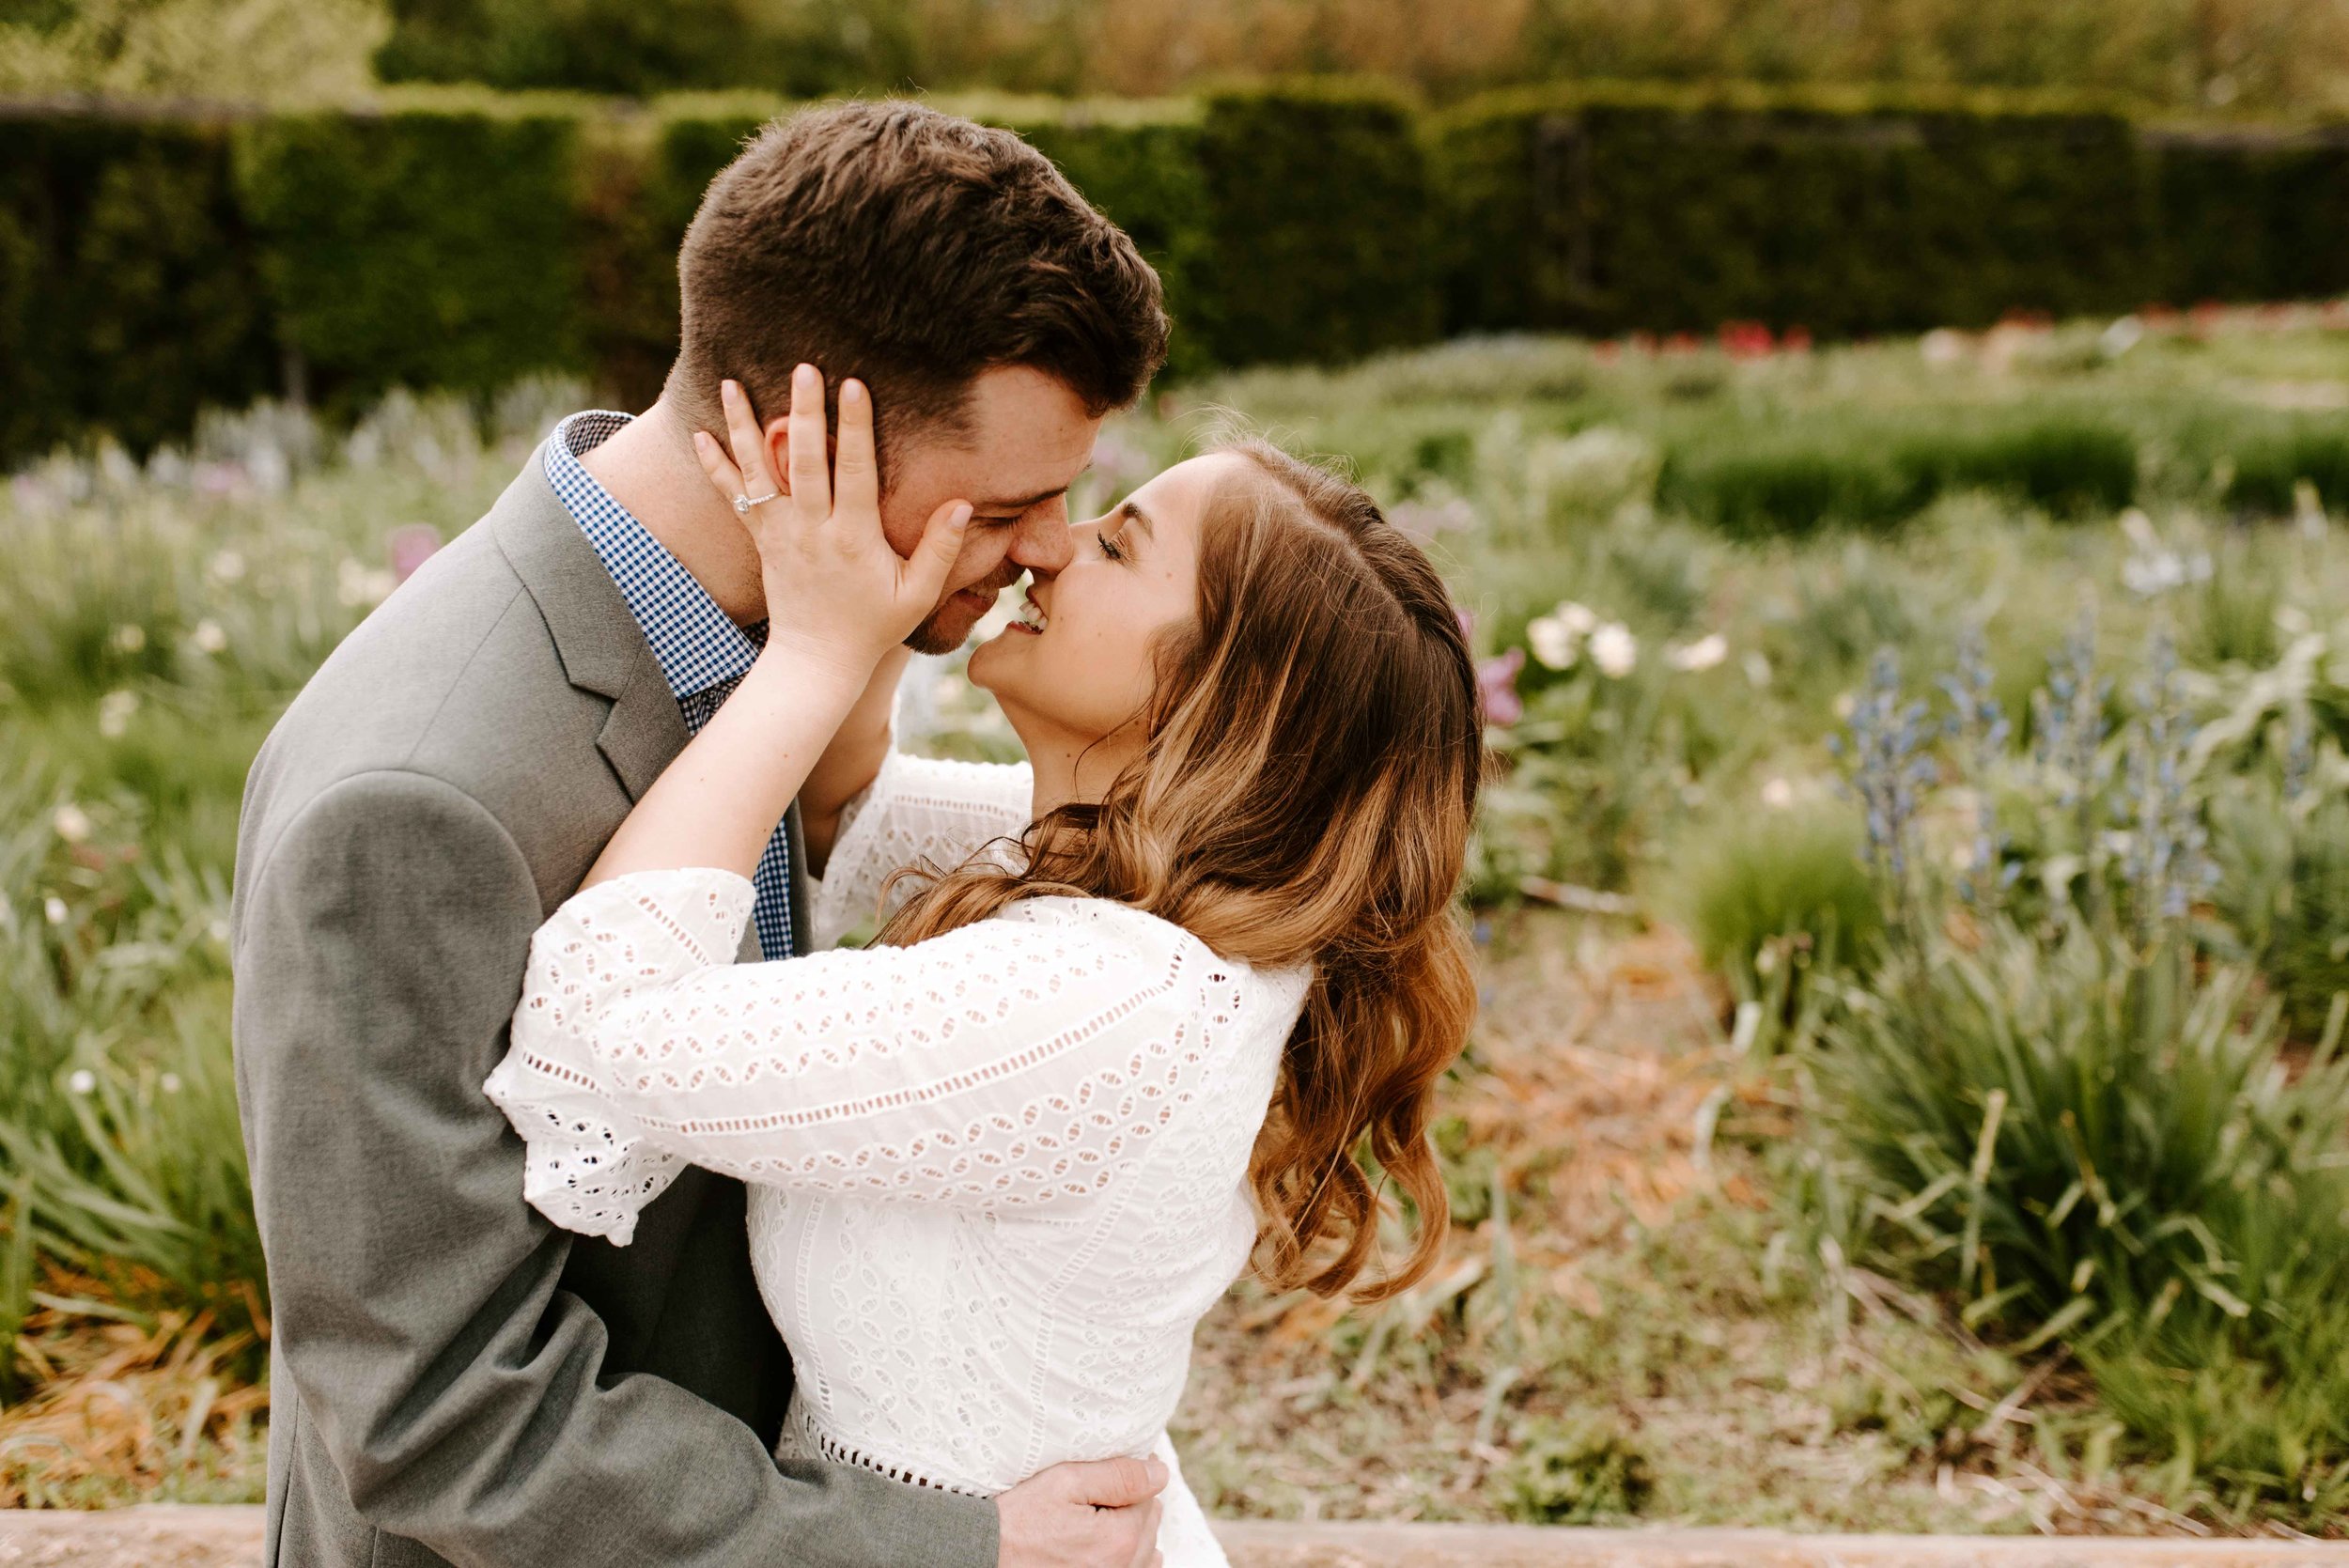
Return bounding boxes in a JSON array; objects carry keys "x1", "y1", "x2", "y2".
[{"x1": 231, "y1": 101, "x2": 1171, "y2": 1568}]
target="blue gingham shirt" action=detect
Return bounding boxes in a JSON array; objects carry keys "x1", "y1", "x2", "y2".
[{"x1": 546, "y1": 411, "x2": 796, "y2": 961}]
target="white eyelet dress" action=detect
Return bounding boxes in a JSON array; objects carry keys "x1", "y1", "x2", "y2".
[{"x1": 484, "y1": 752, "x2": 1311, "y2": 1567}]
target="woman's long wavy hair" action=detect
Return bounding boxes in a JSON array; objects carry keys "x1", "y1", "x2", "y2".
[{"x1": 874, "y1": 439, "x2": 1483, "y2": 1302}]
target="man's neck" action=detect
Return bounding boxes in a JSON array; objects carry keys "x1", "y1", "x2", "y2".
[{"x1": 579, "y1": 397, "x2": 767, "y2": 625}]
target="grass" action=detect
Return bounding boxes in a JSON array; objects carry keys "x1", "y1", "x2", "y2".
[{"x1": 11, "y1": 313, "x2": 2349, "y2": 1529}]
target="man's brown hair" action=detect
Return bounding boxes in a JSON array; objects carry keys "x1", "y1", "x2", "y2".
[{"x1": 667, "y1": 100, "x2": 1169, "y2": 475}]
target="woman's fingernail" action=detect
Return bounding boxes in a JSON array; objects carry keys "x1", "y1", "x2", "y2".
[{"x1": 954, "y1": 503, "x2": 973, "y2": 526}]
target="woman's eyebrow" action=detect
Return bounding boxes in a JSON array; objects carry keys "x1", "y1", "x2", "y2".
[{"x1": 1116, "y1": 499, "x2": 1156, "y2": 541}]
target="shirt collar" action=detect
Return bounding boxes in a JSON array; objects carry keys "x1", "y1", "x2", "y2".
[{"x1": 544, "y1": 411, "x2": 763, "y2": 704}]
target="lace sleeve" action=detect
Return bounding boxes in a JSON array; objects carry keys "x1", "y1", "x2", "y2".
[
  {"x1": 812, "y1": 749, "x2": 1033, "y2": 948},
  {"x1": 488, "y1": 869, "x2": 1227, "y2": 1237}
]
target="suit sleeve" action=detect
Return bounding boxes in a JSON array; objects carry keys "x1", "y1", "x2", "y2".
[{"x1": 232, "y1": 768, "x2": 997, "y2": 1568}]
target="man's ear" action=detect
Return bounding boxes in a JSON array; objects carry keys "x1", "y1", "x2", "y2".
[{"x1": 765, "y1": 414, "x2": 792, "y2": 496}]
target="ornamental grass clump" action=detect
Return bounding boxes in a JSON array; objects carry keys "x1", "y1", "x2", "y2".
[
  {"x1": 1672, "y1": 800, "x2": 1881, "y2": 1000},
  {"x1": 1809, "y1": 619, "x2": 2349, "y2": 1519}
]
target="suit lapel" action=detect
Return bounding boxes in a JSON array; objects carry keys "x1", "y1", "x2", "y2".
[{"x1": 488, "y1": 443, "x2": 690, "y2": 803}]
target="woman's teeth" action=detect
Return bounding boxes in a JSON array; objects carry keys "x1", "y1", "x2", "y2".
[{"x1": 1015, "y1": 599, "x2": 1048, "y2": 633}]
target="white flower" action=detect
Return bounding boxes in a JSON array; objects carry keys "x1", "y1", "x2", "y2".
[
  {"x1": 209, "y1": 550, "x2": 247, "y2": 583},
  {"x1": 1666, "y1": 633, "x2": 1728, "y2": 673},
  {"x1": 337, "y1": 559, "x2": 396, "y2": 608},
  {"x1": 98, "y1": 690, "x2": 139, "y2": 738},
  {"x1": 192, "y1": 619, "x2": 228, "y2": 655},
  {"x1": 67, "y1": 1069, "x2": 96, "y2": 1095},
  {"x1": 1527, "y1": 614, "x2": 1581, "y2": 669},
  {"x1": 1761, "y1": 777, "x2": 1796, "y2": 810},
  {"x1": 2295, "y1": 479, "x2": 2327, "y2": 538},
  {"x1": 44, "y1": 895, "x2": 69, "y2": 926},
  {"x1": 160, "y1": 1073, "x2": 183, "y2": 1094},
  {"x1": 1590, "y1": 622, "x2": 1638, "y2": 678},
  {"x1": 1555, "y1": 601, "x2": 1599, "y2": 636},
  {"x1": 52, "y1": 804, "x2": 92, "y2": 844},
  {"x1": 110, "y1": 624, "x2": 147, "y2": 654},
  {"x1": 1921, "y1": 329, "x2": 1969, "y2": 366},
  {"x1": 1742, "y1": 650, "x2": 1774, "y2": 688}
]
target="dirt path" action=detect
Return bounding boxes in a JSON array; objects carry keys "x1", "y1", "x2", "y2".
[{"x1": 5, "y1": 1511, "x2": 2349, "y2": 1567}]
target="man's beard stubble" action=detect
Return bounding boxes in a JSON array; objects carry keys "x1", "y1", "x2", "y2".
[
  {"x1": 903, "y1": 608, "x2": 969, "y2": 658},
  {"x1": 903, "y1": 565, "x2": 1021, "y2": 657}
]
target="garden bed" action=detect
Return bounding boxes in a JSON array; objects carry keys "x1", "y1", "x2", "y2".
[{"x1": 8, "y1": 315, "x2": 2349, "y2": 1535}]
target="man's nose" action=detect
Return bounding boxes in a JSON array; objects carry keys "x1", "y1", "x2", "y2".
[{"x1": 1008, "y1": 508, "x2": 1075, "y2": 574}]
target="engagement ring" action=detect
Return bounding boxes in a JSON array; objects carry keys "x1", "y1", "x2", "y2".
[{"x1": 733, "y1": 490, "x2": 780, "y2": 515}]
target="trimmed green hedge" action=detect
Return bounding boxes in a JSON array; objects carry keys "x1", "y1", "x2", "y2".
[
  {"x1": 1657, "y1": 411, "x2": 2142, "y2": 536},
  {"x1": 0, "y1": 111, "x2": 276, "y2": 461},
  {"x1": 1434, "y1": 83, "x2": 2153, "y2": 337},
  {"x1": 2148, "y1": 128, "x2": 2349, "y2": 307},
  {"x1": 235, "y1": 108, "x2": 590, "y2": 414},
  {"x1": 6, "y1": 83, "x2": 2349, "y2": 466}
]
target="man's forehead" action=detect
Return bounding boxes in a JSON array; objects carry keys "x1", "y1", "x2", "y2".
[{"x1": 904, "y1": 414, "x2": 1098, "y2": 506}]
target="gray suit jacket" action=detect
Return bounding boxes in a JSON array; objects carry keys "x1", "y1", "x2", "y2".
[{"x1": 230, "y1": 449, "x2": 996, "y2": 1568}]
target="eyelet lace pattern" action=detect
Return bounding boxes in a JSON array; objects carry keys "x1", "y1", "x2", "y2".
[{"x1": 485, "y1": 753, "x2": 1309, "y2": 1566}]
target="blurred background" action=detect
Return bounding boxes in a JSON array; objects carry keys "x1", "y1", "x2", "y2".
[
  {"x1": 8, "y1": 0, "x2": 2349, "y2": 1545},
  {"x1": 8, "y1": 0, "x2": 2349, "y2": 109}
]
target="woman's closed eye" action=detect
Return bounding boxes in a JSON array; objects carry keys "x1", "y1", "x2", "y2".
[{"x1": 1097, "y1": 529, "x2": 1128, "y2": 563}]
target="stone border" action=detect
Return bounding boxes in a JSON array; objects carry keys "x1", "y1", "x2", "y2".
[{"x1": 2, "y1": 1510, "x2": 2346, "y2": 1567}]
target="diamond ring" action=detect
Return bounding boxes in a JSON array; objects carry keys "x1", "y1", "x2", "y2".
[{"x1": 733, "y1": 490, "x2": 781, "y2": 515}]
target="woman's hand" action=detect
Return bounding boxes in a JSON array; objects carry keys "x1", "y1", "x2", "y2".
[{"x1": 693, "y1": 364, "x2": 972, "y2": 685}]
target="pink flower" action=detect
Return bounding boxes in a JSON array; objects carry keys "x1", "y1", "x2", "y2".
[
  {"x1": 1477, "y1": 647, "x2": 1525, "y2": 726},
  {"x1": 388, "y1": 524, "x2": 442, "y2": 583},
  {"x1": 1719, "y1": 320, "x2": 1774, "y2": 359}
]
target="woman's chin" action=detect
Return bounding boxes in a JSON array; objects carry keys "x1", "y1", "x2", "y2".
[{"x1": 964, "y1": 632, "x2": 1008, "y2": 691}]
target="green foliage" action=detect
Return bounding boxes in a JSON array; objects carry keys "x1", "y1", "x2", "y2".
[
  {"x1": 2150, "y1": 132, "x2": 2349, "y2": 310},
  {"x1": 1672, "y1": 801, "x2": 1881, "y2": 993},
  {"x1": 1190, "y1": 84, "x2": 1438, "y2": 368},
  {"x1": 0, "y1": 114, "x2": 276, "y2": 464},
  {"x1": 2224, "y1": 423, "x2": 2349, "y2": 516},
  {"x1": 2189, "y1": 544, "x2": 2284, "y2": 669},
  {"x1": 233, "y1": 107, "x2": 588, "y2": 414},
  {"x1": 374, "y1": 0, "x2": 928, "y2": 97},
  {"x1": 1433, "y1": 85, "x2": 2150, "y2": 340},
  {"x1": 1499, "y1": 1410, "x2": 1656, "y2": 1524},
  {"x1": 1659, "y1": 411, "x2": 2139, "y2": 536},
  {"x1": 13, "y1": 85, "x2": 2349, "y2": 466},
  {"x1": 2214, "y1": 791, "x2": 2349, "y2": 1041},
  {"x1": 1812, "y1": 921, "x2": 2349, "y2": 1515}
]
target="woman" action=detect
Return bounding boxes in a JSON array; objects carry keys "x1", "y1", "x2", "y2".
[{"x1": 485, "y1": 365, "x2": 1481, "y2": 1565}]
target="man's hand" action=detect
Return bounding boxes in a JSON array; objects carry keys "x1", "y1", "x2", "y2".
[{"x1": 996, "y1": 1455, "x2": 1167, "y2": 1568}]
